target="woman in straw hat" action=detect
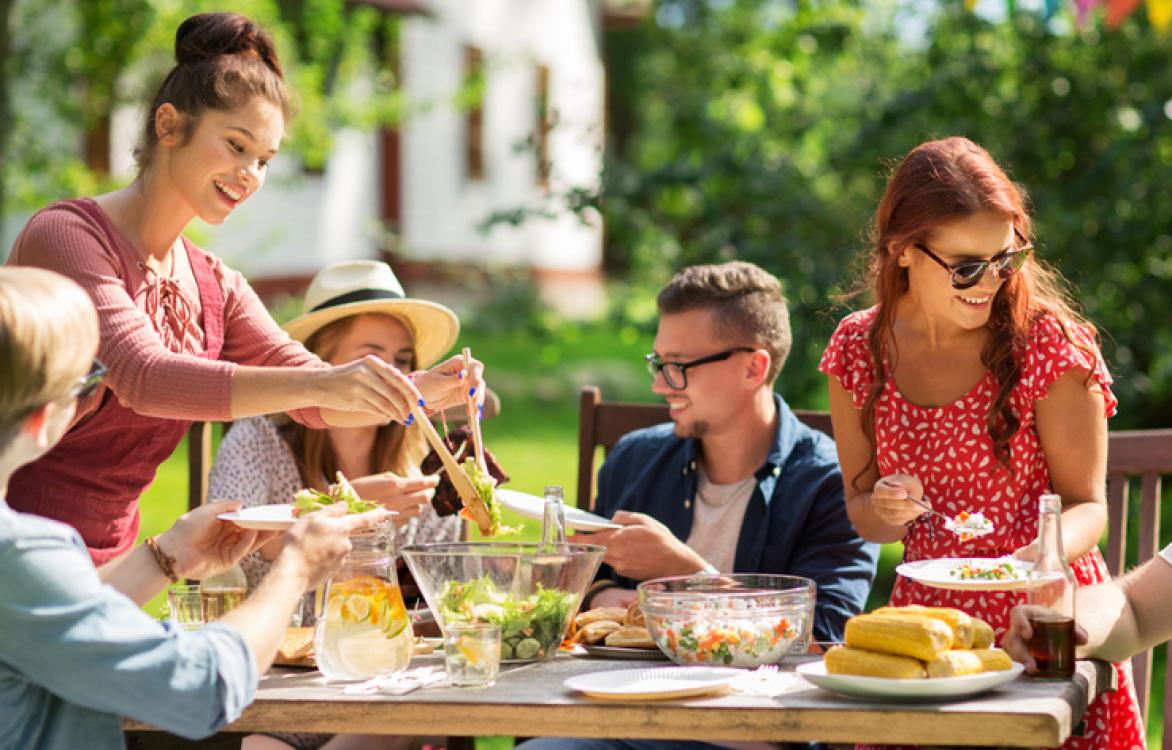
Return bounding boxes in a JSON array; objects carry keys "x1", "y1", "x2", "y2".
[
  {"x1": 4, "y1": 12, "x2": 483, "y2": 566},
  {"x1": 211, "y1": 260, "x2": 468, "y2": 750}
]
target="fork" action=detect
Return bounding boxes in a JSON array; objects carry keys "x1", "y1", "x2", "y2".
[{"x1": 907, "y1": 495, "x2": 950, "y2": 523}]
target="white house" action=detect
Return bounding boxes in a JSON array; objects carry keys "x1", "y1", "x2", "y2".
[{"x1": 100, "y1": 0, "x2": 636, "y2": 316}]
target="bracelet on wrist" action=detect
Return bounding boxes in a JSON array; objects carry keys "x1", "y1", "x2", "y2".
[{"x1": 146, "y1": 536, "x2": 179, "y2": 583}]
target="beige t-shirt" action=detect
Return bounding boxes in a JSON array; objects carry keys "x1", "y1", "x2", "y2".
[{"x1": 685, "y1": 466, "x2": 757, "y2": 573}]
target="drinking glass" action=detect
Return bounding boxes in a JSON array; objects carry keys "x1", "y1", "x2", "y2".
[
  {"x1": 168, "y1": 584, "x2": 204, "y2": 631},
  {"x1": 444, "y1": 622, "x2": 501, "y2": 687}
]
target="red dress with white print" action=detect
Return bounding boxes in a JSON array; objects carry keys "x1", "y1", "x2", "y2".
[{"x1": 820, "y1": 306, "x2": 1145, "y2": 750}]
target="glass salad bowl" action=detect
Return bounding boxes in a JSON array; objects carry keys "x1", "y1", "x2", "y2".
[
  {"x1": 638, "y1": 573, "x2": 816, "y2": 668},
  {"x1": 401, "y1": 542, "x2": 605, "y2": 662}
]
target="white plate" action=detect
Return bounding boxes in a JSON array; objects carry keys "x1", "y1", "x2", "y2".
[
  {"x1": 796, "y1": 661, "x2": 1024, "y2": 700},
  {"x1": 496, "y1": 489, "x2": 622, "y2": 531},
  {"x1": 218, "y1": 504, "x2": 299, "y2": 531},
  {"x1": 564, "y1": 666, "x2": 742, "y2": 700},
  {"x1": 895, "y1": 557, "x2": 1034, "y2": 591},
  {"x1": 218, "y1": 504, "x2": 397, "y2": 531},
  {"x1": 570, "y1": 644, "x2": 671, "y2": 661}
]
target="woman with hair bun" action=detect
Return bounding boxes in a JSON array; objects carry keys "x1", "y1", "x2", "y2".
[
  {"x1": 5, "y1": 13, "x2": 484, "y2": 565},
  {"x1": 821, "y1": 137, "x2": 1144, "y2": 748}
]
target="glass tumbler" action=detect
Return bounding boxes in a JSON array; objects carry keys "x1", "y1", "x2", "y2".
[{"x1": 444, "y1": 622, "x2": 502, "y2": 687}]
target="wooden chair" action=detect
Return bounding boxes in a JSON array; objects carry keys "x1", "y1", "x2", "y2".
[
  {"x1": 576, "y1": 385, "x2": 834, "y2": 511},
  {"x1": 1104, "y1": 428, "x2": 1172, "y2": 742}
]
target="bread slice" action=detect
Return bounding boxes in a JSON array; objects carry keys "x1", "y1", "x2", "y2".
[
  {"x1": 605, "y1": 626, "x2": 656, "y2": 649},
  {"x1": 571, "y1": 620, "x2": 623, "y2": 645},
  {"x1": 575, "y1": 607, "x2": 630, "y2": 628},
  {"x1": 276, "y1": 627, "x2": 315, "y2": 665}
]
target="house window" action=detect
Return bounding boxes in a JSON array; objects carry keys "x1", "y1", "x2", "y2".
[
  {"x1": 535, "y1": 64, "x2": 551, "y2": 190},
  {"x1": 464, "y1": 45, "x2": 485, "y2": 182}
]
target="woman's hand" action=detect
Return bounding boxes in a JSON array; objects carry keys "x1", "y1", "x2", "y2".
[
  {"x1": 415, "y1": 355, "x2": 486, "y2": 414},
  {"x1": 871, "y1": 474, "x2": 928, "y2": 527},
  {"x1": 313, "y1": 355, "x2": 417, "y2": 422},
  {"x1": 157, "y1": 501, "x2": 276, "y2": 580},
  {"x1": 349, "y1": 472, "x2": 439, "y2": 519}
]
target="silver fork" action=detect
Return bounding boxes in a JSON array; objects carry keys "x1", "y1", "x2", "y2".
[{"x1": 907, "y1": 496, "x2": 950, "y2": 523}]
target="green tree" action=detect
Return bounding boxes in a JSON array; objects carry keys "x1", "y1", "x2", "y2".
[
  {"x1": 602, "y1": 0, "x2": 1172, "y2": 425},
  {"x1": 0, "y1": 0, "x2": 408, "y2": 237}
]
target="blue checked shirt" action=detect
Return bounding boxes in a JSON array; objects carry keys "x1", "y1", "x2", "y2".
[{"x1": 0, "y1": 498, "x2": 256, "y2": 750}]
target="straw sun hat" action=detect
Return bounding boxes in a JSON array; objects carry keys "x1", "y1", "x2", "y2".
[{"x1": 282, "y1": 260, "x2": 460, "y2": 369}]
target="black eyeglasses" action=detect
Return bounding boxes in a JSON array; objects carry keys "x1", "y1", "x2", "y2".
[
  {"x1": 913, "y1": 240, "x2": 1032, "y2": 290},
  {"x1": 71, "y1": 359, "x2": 107, "y2": 399},
  {"x1": 645, "y1": 347, "x2": 755, "y2": 391}
]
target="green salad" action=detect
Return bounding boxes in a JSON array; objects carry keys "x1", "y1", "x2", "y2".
[
  {"x1": 293, "y1": 471, "x2": 378, "y2": 516},
  {"x1": 438, "y1": 575, "x2": 578, "y2": 660},
  {"x1": 460, "y1": 458, "x2": 508, "y2": 535}
]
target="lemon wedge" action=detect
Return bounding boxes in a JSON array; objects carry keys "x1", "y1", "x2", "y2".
[{"x1": 345, "y1": 594, "x2": 371, "y2": 624}]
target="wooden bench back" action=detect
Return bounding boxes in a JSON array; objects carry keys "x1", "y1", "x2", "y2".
[{"x1": 1105, "y1": 428, "x2": 1172, "y2": 741}]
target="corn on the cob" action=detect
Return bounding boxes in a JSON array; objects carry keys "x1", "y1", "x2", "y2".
[
  {"x1": 925, "y1": 650, "x2": 984, "y2": 677},
  {"x1": 874, "y1": 605, "x2": 976, "y2": 649},
  {"x1": 970, "y1": 618, "x2": 995, "y2": 649},
  {"x1": 969, "y1": 648, "x2": 1013, "y2": 672},
  {"x1": 825, "y1": 645, "x2": 925, "y2": 679},
  {"x1": 844, "y1": 614, "x2": 953, "y2": 661}
]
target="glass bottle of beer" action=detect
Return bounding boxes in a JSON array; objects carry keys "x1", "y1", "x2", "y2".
[{"x1": 1026, "y1": 493, "x2": 1077, "y2": 679}]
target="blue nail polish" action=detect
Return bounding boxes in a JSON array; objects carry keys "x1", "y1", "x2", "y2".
[
  {"x1": 405, "y1": 414, "x2": 414, "y2": 425},
  {"x1": 417, "y1": 398, "x2": 426, "y2": 407},
  {"x1": 469, "y1": 386, "x2": 477, "y2": 397}
]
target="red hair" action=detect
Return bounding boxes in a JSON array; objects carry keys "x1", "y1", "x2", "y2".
[{"x1": 856, "y1": 137, "x2": 1096, "y2": 476}]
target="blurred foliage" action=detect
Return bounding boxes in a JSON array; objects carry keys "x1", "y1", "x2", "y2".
[
  {"x1": 597, "y1": 0, "x2": 1172, "y2": 424},
  {"x1": 0, "y1": 0, "x2": 407, "y2": 218}
]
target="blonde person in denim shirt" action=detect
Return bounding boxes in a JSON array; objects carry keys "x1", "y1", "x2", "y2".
[{"x1": 0, "y1": 267, "x2": 387, "y2": 750}]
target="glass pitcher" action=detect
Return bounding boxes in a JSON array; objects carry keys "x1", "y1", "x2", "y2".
[{"x1": 314, "y1": 521, "x2": 413, "y2": 681}]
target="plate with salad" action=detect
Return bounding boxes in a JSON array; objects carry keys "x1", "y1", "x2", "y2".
[
  {"x1": 895, "y1": 557, "x2": 1034, "y2": 591},
  {"x1": 219, "y1": 472, "x2": 391, "y2": 530}
]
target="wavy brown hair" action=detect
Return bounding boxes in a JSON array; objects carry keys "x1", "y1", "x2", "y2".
[
  {"x1": 854, "y1": 137, "x2": 1097, "y2": 480},
  {"x1": 276, "y1": 315, "x2": 427, "y2": 491}
]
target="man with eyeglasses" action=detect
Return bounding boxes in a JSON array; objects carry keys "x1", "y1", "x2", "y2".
[{"x1": 571, "y1": 262, "x2": 878, "y2": 649}]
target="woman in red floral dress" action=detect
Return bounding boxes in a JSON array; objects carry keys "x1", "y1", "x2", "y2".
[{"x1": 819, "y1": 136, "x2": 1144, "y2": 749}]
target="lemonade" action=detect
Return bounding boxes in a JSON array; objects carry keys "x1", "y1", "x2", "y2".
[{"x1": 315, "y1": 576, "x2": 413, "y2": 681}]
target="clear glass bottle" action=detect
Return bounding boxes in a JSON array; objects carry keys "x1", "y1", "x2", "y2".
[
  {"x1": 1026, "y1": 493, "x2": 1077, "y2": 679},
  {"x1": 541, "y1": 485, "x2": 567, "y2": 547},
  {"x1": 314, "y1": 521, "x2": 413, "y2": 681},
  {"x1": 198, "y1": 563, "x2": 246, "y2": 620}
]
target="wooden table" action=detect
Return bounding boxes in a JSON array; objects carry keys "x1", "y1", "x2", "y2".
[{"x1": 126, "y1": 654, "x2": 1114, "y2": 748}]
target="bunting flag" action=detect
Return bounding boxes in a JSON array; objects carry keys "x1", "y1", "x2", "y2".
[
  {"x1": 1106, "y1": 0, "x2": 1144, "y2": 25},
  {"x1": 1074, "y1": 0, "x2": 1101, "y2": 23},
  {"x1": 1149, "y1": 0, "x2": 1172, "y2": 32}
]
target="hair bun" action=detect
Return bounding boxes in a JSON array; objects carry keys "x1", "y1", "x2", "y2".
[{"x1": 174, "y1": 12, "x2": 283, "y2": 78}]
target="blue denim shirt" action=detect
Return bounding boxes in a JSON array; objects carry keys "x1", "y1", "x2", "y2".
[
  {"x1": 0, "y1": 499, "x2": 256, "y2": 750},
  {"x1": 594, "y1": 394, "x2": 878, "y2": 642}
]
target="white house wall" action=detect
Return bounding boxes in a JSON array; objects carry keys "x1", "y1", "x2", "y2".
[
  {"x1": 89, "y1": 1, "x2": 607, "y2": 297},
  {"x1": 401, "y1": 0, "x2": 604, "y2": 273}
]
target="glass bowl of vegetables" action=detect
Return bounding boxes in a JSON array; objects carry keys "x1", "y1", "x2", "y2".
[
  {"x1": 638, "y1": 574, "x2": 816, "y2": 668},
  {"x1": 401, "y1": 542, "x2": 605, "y2": 662}
]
